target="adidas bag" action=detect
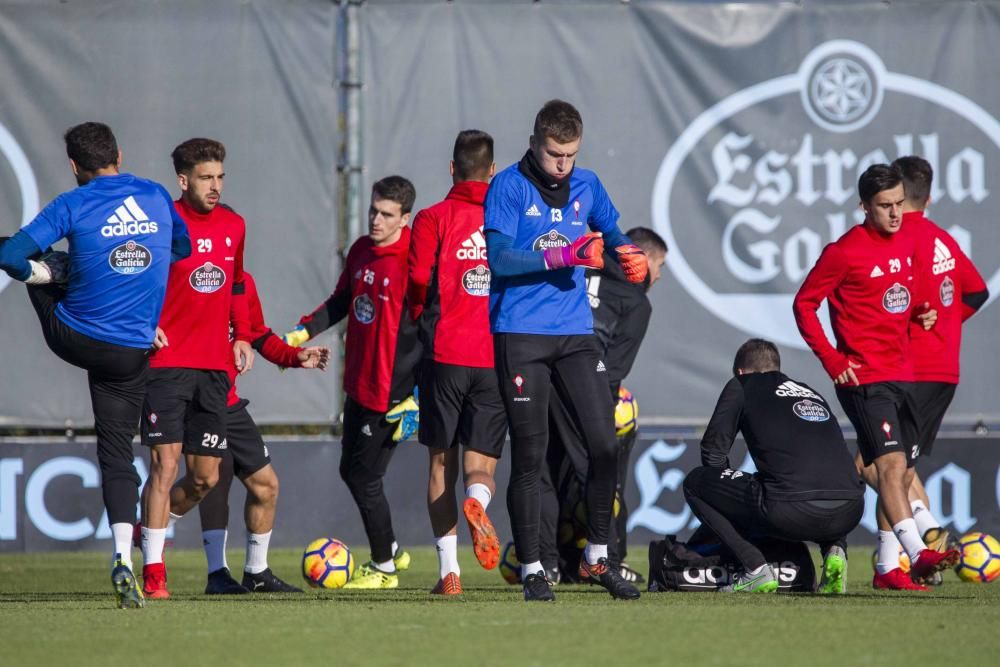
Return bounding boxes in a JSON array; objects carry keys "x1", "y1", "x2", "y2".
[{"x1": 647, "y1": 534, "x2": 816, "y2": 593}]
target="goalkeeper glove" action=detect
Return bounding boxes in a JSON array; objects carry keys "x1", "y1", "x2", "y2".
[
  {"x1": 384, "y1": 388, "x2": 419, "y2": 443},
  {"x1": 543, "y1": 232, "x2": 604, "y2": 270},
  {"x1": 281, "y1": 325, "x2": 310, "y2": 347},
  {"x1": 615, "y1": 244, "x2": 648, "y2": 284}
]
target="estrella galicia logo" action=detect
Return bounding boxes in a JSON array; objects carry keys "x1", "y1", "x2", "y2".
[
  {"x1": 189, "y1": 262, "x2": 226, "y2": 293},
  {"x1": 652, "y1": 40, "x2": 1000, "y2": 348},
  {"x1": 882, "y1": 283, "x2": 910, "y2": 314},
  {"x1": 353, "y1": 294, "x2": 375, "y2": 324},
  {"x1": 793, "y1": 399, "x2": 830, "y2": 422},
  {"x1": 0, "y1": 122, "x2": 40, "y2": 298},
  {"x1": 108, "y1": 240, "x2": 152, "y2": 275},
  {"x1": 532, "y1": 229, "x2": 570, "y2": 251},
  {"x1": 940, "y1": 275, "x2": 955, "y2": 307},
  {"x1": 462, "y1": 264, "x2": 490, "y2": 296}
]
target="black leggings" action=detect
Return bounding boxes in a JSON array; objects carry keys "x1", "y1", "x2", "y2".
[
  {"x1": 28, "y1": 284, "x2": 148, "y2": 525},
  {"x1": 495, "y1": 333, "x2": 617, "y2": 565},
  {"x1": 340, "y1": 396, "x2": 398, "y2": 563},
  {"x1": 683, "y1": 465, "x2": 864, "y2": 571}
]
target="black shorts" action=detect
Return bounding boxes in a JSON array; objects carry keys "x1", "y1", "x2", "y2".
[
  {"x1": 906, "y1": 381, "x2": 957, "y2": 458},
  {"x1": 418, "y1": 362, "x2": 507, "y2": 458},
  {"x1": 836, "y1": 382, "x2": 918, "y2": 468},
  {"x1": 141, "y1": 367, "x2": 229, "y2": 456},
  {"x1": 214, "y1": 399, "x2": 271, "y2": 478}
]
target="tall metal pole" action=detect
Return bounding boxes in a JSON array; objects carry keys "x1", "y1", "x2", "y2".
[{"x1": 338, "y1": 0, "x2": 364, "y2": 248}]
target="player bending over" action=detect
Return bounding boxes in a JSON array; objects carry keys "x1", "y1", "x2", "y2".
[
  {"x1": 0, "y1": 122, "x2": 190, "y2": 608},
  {"x1": 283, "y1": 176, "x2": 420, "y2": 589},
  {"x1": 683, "y1": 339, "x2": 865, "y2": 593},
  {"x1": 408, "y1": 130, "x2": 507, "y2": 595},
  {"x1": 187, "y1": 271, "x2": 330, "y2": 594},
  {"x1": 139, "y1": 138, "x2": 255, "y2": 599},
  {"x1": 543, "y1": 226, "x2": 667, "y2": 584},
  {"x1": 484, "y1": 99, "x2": 646, "y2": 601},
  {"x1": 794, "y1": 163, "x2": 959, "y2": 591}
]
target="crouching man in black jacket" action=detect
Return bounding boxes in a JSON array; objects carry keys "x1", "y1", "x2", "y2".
[{"x1": 683, "y1": 339, "x2": 864, "y2": 594}]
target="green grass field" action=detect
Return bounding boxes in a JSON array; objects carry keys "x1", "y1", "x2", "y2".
[{"x1": 1, "y1": 547, "x2": 998, "y2": 667}]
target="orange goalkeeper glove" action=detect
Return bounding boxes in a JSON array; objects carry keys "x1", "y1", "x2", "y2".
[{"x1": 615, "y1": 244, "x2": 648, "y2": 283}]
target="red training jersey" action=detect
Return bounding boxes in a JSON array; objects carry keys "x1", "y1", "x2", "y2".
[
  {"x1": 227, "y1": 272, "x2": 304, "y2": 406},
  {"x1": 151, "y1": 199, "x2": 251, "y2": 371},
  {"x1": 299, "y1": 227, "x2": 416, "y2": 413},
  {"x1": 794, "y1": 222, "x2": 917, "y2": 385},
  {"x1": 408, "y1": 181, "x2": 493, "y2": 368},
  {"x1": 905, "y1": 211, "x2": 987, "y2": 384}
]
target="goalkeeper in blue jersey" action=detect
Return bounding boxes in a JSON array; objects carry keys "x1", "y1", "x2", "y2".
[
  {"x1": 484, "y1": 99, "x2": 647, "y2": 601},
  {"x1": 0, "y1": 122, "x2": 190, "y2": 609}
]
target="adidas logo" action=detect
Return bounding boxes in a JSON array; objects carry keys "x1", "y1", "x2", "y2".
[
  {"x1": 101, "y1": 196, "x2": 159, "y2": 237},
  {"x1": 870, "y1": 265, "x2": 884, "y2": 278},
  {"x1": 596, "y1": 360, "x2": 606, "y2": 372},
  {"x1": 932, "y1": 238, "x2": 956, "y2": 274},
  {"x1": 775, "y1": 381, "x2": 820, "y2": 399},
  {"x1": 456, "y1": 226, "x2": 487, "y2": 260},
  {"x1": 525, "y1": 204, "x2": 541, "y2": 217}
]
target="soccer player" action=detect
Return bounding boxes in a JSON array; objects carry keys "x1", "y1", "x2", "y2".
[
  {"x1": 407, "y1": 130, "x2": 507, "y2": 595},
  {"x1": 0, "y1": 121, "x2": 190, "y2": 608},
  {"x1": 188, "y1": 271, "x2": 330, "y2": 594},
  {"x1": 283, "y1": 176, "x2": 420, "y2": 589},
  {"x1": 484, "y1": 99, "x2": 646, "y2": 601},
  {"x1": 794, "y1": 163, "x2": 959, "y2": 591},
  {"x1": 139, "y1": 138, "x2": 255, "y2": 599},
  {"x1": 682, "y1": 339, "x2": 865, "y2": 593},
  {"x1": 542, "y1": 226, "x2": 668, "y2": 583},
  {"x1": 856, "y1": 155, "x2": 987, "y2": 576}
]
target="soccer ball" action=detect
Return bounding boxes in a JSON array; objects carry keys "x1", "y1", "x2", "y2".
[
  {"x1": 870, "y1": 544, "x2": 910, "y2": 573},
  {"x1": 302, "y1": 537, "x2": 354, "y2": 589},
  {"x1": 614, "y1": 386, "x2": 638, "y2": 437},
  {"x1": 499, "y1": 541, "x2": 521, "y2": 585},
  {"x1": 954, "y1": 532, "x2": 1000, "y2": 583}
]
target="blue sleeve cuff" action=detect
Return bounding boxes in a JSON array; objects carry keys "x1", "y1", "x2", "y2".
[
  {"x1": 603, "y1": 227, "x2": 631, "y2": 250},
  {"x1": 0, "y1": 230, "x2": 41, "y2": 281},
  {"x1": 485, "y1": 230, "x2": 546, "y2": 277}
]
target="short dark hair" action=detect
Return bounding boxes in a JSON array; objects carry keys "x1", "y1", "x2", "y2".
[
  {"x1": 626, "y1": 227, "x2": 668, "y2": 256},
  {"x1": 372, "y1": 175, "x2": 416, "y2": 214},
  {"x1": 453, "y1": 130, "x2": 494, "y2": 181},
  {"x1": 64, "y1": 122, "x2": 118, "y2": 172},
  {"x1": 533, "y1": 99, "x2": 583, "y2": 144},
  {"x1": 171, "y1": 138, "x2": 226, "y2": 175},
  {"x1": 858, "y1": 163, "x2": 902, "y2": 204},
  {"x1": 733, "y1": 338, "x2": 781, "y2": 376},
  {"x1": 891, "y1": 155, "x2": 933, "y2": 208}
]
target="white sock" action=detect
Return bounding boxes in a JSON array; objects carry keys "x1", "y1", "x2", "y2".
[
  {"x1": 876, "y1": 530, "x2": 901, "y2": 575},
  {"x1": 435, "y1": 534, "x2": 460, "y2": 579},
  {"x1": 245, "y1": 531, "x2": 272, "y2": 574},
  {"x1": 466, "y1": 483, "x2": 492, "y2": 510},
  {"x1": 203, "y1": 529, "x2": 229, "y2": 573},
  {"x1": 893, "y1": 518, "x2": 927, "y2": 562},
  {"x1": 110, "y1": 523, "x2": 134, "y2": 569},
  {"x1": 375, "y1": 558, "x2": 396, "y2": 574},
  {"x1": 910, "y1": 500, "x2": 940, "y2": 536},
  {"x1": 141, "y1": 527, "x2": 167, "y2": 565},
  {"x1": 391, "y1": 541, "x2": 400, "y2": 558},
  {"x1": 168, "y1": 512, "x2": 181, "y2": 531},
  {"x1": 521, "y1": 560, "x2": 544, "y2": 580},
  {"x1": 584, "y1": 543, "x2": 608, "y2": 565}
]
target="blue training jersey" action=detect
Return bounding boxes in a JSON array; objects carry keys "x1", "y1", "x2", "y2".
[
  {"x1": 22, "y1": 173, "x2": 186, "y2": 348},
  {"x1": 484, "y1": 163, "x2": 620, "y2": 335}
]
